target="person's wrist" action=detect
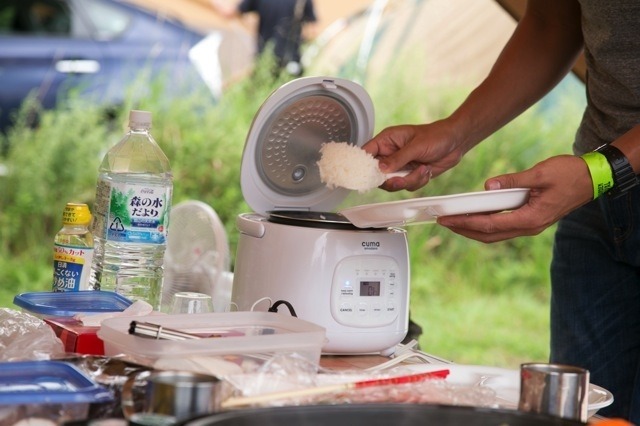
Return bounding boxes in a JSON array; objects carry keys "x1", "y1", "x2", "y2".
[
  {"x1": 445, "y1": 112, "x2": 475, "y2": 153},
  {"x1": 580, "y1": 151, "x2": 613, "y2": 199},
  {"x1": 595, "y1": 143, "x2": 639, "y2": 197}
]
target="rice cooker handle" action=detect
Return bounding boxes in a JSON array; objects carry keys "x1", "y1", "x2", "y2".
[{"x1": 236, "y1": 215, "x2": 265, "y2": 238}]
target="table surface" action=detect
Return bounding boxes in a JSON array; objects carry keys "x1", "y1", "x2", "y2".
[{"x1": 319, "y1": 354, "x2": 392, "y2": 371}]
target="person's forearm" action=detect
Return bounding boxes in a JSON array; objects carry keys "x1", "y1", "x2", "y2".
[{"x1": 449, "y1": 0, "x2": 584, "y2": 152}]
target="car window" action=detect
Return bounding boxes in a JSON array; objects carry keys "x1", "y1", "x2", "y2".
[
  {"x1": 82, "y1": 0, "x2": 130, "y2": 41},
  {"x1": 0, "y1": 0, "x2": 71, "y2": 35}
]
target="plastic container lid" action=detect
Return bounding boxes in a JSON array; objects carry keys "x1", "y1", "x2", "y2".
[
  {"x1": 0, "y1": 360, "x2": 114, "y2": 405},
  {"x1": 13, "y1": 291, "x2": 133, "y2": 317},
  {"x1": 241, "y1": 76, "x2": 374, "y2": 216}
]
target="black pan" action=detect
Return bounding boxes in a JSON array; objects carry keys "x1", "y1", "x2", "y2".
[{"x1": 180, "y1": 403, "x2": 586, "y2": 426}]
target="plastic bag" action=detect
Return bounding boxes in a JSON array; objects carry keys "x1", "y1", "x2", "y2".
[{"x1": 0, "y1": 308, "x2": 65, "y2": 361}]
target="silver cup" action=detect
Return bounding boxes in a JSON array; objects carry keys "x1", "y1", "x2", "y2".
[
  {"x1": 518, "y1": 363, "x2": 590, "y2": 422},
  {"x1": 122, "y1": 370, "x2": 223, "y2": 423}
]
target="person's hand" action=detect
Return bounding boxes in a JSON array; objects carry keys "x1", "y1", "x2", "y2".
[
  {"x1": 436, "y1": 155, "x2": 594, "y2": 242},
  {"x1": 362, "y1": 120, "x2": 469, "y2": 192}
]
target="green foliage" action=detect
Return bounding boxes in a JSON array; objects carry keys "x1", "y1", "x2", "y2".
[
  {"x1": 0, "y1": 56, "x2": 586, "y2": 368},
  {"x1": 0, "y1": 96, "x2": 107, "y2": 257}
]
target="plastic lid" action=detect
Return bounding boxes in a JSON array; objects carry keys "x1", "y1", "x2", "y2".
[
  {"x1": 0, "y1": 360, "x2": 114, "y2": 405},
  {"x1": 241, "y1": 77, "x2": 374, "y2": 215},
  {"x1": 129, "y1": 110, "x2": 152, "y2": 129},
  {"x1": 13, "y1": 290, "x2": 133, "y2": 317},
  {"x1": 62, "y1": 202, "x2": 92, "y2": 225}
]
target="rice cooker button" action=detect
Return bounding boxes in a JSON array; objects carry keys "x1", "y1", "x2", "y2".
[
  {"x1": 340, "y1": 302, "x2": 354, "y2": 315},
  {"x1": 386, "y1": 302, "x2": 396, "y2": 314},
  {"x1": 357, "y1": 302, "x2": 368, "y2": 316},
  {"x1": 371, "y1": 302, "x2": 383, "y2": 316}
]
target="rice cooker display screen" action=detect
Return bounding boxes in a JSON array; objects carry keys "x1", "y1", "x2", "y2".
[
  {"x1": 331, "y1": 255, "x2": 402, "y2": 327},
  {"x1": 360, "y1": 281, "x2": 381, "y2": 296}
]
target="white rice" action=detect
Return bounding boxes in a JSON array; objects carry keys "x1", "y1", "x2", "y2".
[{"x1": 317, "y1": 142, "x2": 385, "y2": 193}]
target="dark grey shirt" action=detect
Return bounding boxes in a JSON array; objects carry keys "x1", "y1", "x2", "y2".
[{"x1": 574, "y1": 1, "x2": 640, "y2": 154}]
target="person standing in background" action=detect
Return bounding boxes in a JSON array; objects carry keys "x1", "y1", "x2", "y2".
[{"x1": 210, "y1": 0, "x2": 317, "y2": 77}]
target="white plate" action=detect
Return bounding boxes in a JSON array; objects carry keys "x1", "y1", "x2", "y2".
[
  {"x1": 339, "y1": 188, "x2": 530, "y2": 228},
  {"x1": 395, "y1": 364, "x2": 613, "y2": 418}
]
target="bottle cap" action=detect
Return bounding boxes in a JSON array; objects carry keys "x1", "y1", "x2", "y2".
[
  {"x1": 129, "y1": 110, "x2": 152, "y2": 130},
  {"x1": 62, "y1": 203, "x2": 92, "y2": 225}
]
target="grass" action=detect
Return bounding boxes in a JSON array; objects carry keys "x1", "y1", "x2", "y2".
[
  {"x1": 0, "y1": 57, "x2": 586, "y2": 369},
  {"x1": 398, "y1": 207, "x2": 556, "y2": 367}
]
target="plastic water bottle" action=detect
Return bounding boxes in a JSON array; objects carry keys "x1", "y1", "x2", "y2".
[
  {"x1": 89, "y1": 110, "x2": 173, "y2": 310},
  {"x1": 52, "y1": 203, "x2": 94, "y2": 291}
]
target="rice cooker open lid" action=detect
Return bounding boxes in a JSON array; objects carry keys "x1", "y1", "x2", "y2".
[{"x1": 241, "y1": 76, "x2": 374, "y2": 216}]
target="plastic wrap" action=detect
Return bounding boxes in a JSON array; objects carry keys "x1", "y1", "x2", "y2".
[
  {"x1": 310, "y1": 375, "x2": 497, "y2": 407},
  {"x1": 0, "y1": 308, "x2": 65, "y2": 361},
  {"x1": 226, "y1": 353, "x2": 318, "y2": 398},
  {"x1": 224, "y1": 359, "x2": 498, "y2": 410},
  {"x1": 62, "y1": 355, "x2": 151, "y2": 420}
]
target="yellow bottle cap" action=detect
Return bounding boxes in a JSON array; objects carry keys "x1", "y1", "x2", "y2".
[{"x1": 62, "y1": 203, "x2": 92, "y2": 225}]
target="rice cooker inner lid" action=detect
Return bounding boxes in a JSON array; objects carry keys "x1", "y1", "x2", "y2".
[
  {"x1": 241, "y1": 77, "x2": 374, "y2": 216},
  {"x1": 267, "y1": 210, "x2": 364, "y2": 230}
]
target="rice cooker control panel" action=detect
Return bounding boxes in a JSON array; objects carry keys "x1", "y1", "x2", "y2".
[{"x1": 330, "y1": 255, "x2": 401, "y2": 327}]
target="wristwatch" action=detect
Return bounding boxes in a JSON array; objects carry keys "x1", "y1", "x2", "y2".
[{"x1": 595, "y1": 144, "x2": 639, "y2": 197}]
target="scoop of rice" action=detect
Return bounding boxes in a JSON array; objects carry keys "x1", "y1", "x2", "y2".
[{"x1": 317, "y1": 142, "x2": 385, "y2": 193}]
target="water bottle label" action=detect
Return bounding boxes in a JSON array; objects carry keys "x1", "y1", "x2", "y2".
[
  {"x1": 53, "y1": 245, "x2": 95, "y2": 291},
  {"x1": 106, "y1": 181, "x2": 170, "y2": 244}
]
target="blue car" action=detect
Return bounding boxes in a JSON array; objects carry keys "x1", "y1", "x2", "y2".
[{"x1": 0, "y1": 0, "x2": 222, "y2": 132}]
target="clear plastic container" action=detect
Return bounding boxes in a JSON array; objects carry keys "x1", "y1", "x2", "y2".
[
  {"x1": 98, "y1": 312, "x2": 326, "y2": 366},
  {"x1": 89, "y1": 110, "x2": 173, "y2": 311},
  {"x1": 52, "y1": 202, "x2": 94, "y2": 291}
]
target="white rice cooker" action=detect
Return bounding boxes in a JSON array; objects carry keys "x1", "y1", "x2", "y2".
[{"x1": 231, "y1": 76, "x2": 410, "y2": 355}]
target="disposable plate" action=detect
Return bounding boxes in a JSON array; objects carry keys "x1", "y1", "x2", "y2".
[{"x1": 339, "y1": 188, "x2": 530, "y2": 228}]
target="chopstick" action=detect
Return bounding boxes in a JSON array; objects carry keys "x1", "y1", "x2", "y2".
[
  {"x1": 128, "y1": 321, "x2": 247, "y2": 340},
  {"x1": 220, "y1": 368, "x2": 450, "y2": 409},
  {"x1": 128, "y1": 321, "x2": 202, "y2": 340}
]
